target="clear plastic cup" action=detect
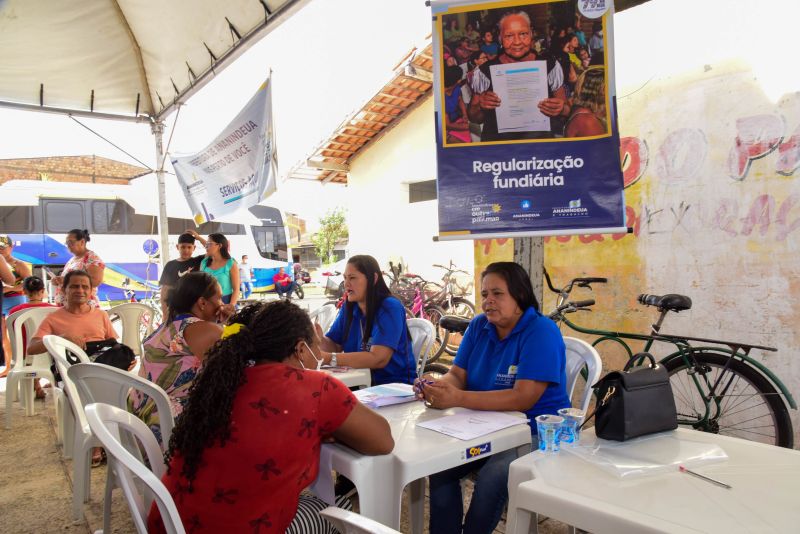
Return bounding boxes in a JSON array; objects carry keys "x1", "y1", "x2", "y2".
[
  {"x1": 558, "y1": 408, "x2": 586, "y2": 446},
  {"x1": 535, "y1": 414, "x2": 564, "y2": 453}
]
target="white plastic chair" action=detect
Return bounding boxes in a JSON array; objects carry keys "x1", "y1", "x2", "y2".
[
  {"x1": 43, "y1": 334, "x2": 99, "y2": 520},
  {"x1": 319, "y1": 507, "x2": 401, "y2": 534},
  {"x1": 309, "y1": 303, "x2": 338, "y2": 333},
  {"x1": 563, "y1": 336, "x2": 603, "y2": 415},
  {"x1": 107, "y1": 303, "x2": 157, "y2": 357},
  {"x1": 68, "y1": 362, "x2": 175, "y2": 534},
  {"x1": 85, "y1": 403, "x2": 185, "y2": 534},
  {"x1": 4, "y1": 306, "x2": 58, "y2": 429},
  {"x1": 406, "y1": 318, "x2": 435, "y2": 377}
]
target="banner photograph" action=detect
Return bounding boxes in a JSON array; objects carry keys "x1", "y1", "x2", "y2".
[
  {"x1": 172, "y1": 78, "x2": 278, "y2": 224},
  {"x1": 431, "y1": 0, "x2": 626, "y2": 239}
]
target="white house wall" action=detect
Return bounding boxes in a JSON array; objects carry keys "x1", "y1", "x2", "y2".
[{"x1": 347, "y1": 96, "x2": 474, "y2": 284}]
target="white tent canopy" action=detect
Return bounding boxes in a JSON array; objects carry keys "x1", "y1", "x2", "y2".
[
  {"x1": 0, "y1": 0, "x2": 306, "y2": 121},
  {"x1": 0, "y1": 0, "x2": 307, "y2": 263}
]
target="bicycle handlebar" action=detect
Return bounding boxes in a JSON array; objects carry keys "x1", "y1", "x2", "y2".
[
  {"x1": 575, "y1": 277, "x2": 608, "y2": 285},
  {"x1": 638, "y1": 294, "x2": 661, "y2": 307},
  {"x1": 549, "y1": 298, "x2": 595, "y2": 318}
]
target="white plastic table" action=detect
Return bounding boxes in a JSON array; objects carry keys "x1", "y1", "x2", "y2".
[
  {"x1": 311, "y1": 401, "x2": 532, "y2": 533},
  {"x1": 323, "y1": 367, "x2": 371, "y2": 389},
  {"x1": 506, "y1": 428, "x2": 800, "y2": 534}
]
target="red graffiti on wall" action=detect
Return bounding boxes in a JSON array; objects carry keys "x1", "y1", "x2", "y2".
[
  {"x1": 619, "y1": 137, "x2": 649, "y2": 188},
  {"x1": 655, "y1": 128, "x2": 707, "y2": 183},
  {"x1": 727, "y1": 115, "x2": 784, "y2": 180},
  {"x1": 776, "y1": 123, "x2": 800, "y2": 176},
  {"x1": 712, "y1": 194, "x2": 800, "y2": 240}
]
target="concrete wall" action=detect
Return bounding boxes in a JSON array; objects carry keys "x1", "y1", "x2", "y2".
[
  {"x1": 544, "y1": 59, "x2": 800, "y2": 443},
  {"x1": 347, "y1": 96, "x2": 474, "y2": 284}
]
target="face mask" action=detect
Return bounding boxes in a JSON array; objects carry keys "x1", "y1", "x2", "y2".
[{"x1": 300, "y1": 340, "x2": 324, "y2": 371}]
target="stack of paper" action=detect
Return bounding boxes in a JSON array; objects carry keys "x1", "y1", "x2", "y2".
[
  {"x1": 353, "y1": 383, "x2": 417, "y2": 409},
  {"x1": 417, "y1": 410, "x2": 529, "y2": 440}
]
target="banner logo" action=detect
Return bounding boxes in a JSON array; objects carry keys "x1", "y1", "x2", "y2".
[{"x1": 465, "y1": 442, "x2": 492, "y2": 459}]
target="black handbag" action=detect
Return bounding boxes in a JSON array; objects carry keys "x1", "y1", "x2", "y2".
[
  {"x1": 53, "y1": 338, "x2": 136, "y2": 383},
  {"x1": 86, "y1": 339, "x2": 136, "y2": 370},
  {"x1": 590, "y1": 352, "x2": 678, "y2": 441}
]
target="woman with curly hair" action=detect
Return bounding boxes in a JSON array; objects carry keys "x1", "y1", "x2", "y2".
[
  {"x1": 129, "y1": 272, "x2": 228, "y2": 444},
  {"x1": 149, "y1": 300, "x2": 394, "y2": 534}
]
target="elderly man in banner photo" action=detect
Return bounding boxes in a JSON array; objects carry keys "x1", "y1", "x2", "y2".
[{"x1": 468, "y1": 11, "x2": 569, "y2": 142}]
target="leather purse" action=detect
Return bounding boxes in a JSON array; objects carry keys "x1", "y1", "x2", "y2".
[{"x1": 590, "y1": 353, "x2": 678, "y2": 441}]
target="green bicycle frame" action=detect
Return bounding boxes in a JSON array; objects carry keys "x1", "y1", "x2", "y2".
[{"x1": 559, "y1": 315, "x2": 797, "y2": 413}]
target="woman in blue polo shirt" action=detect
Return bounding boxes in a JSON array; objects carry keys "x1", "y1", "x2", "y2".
[
  {"x1": 420, "y1": 261, "x2": 570, "y2": 534},
  {"x1": 318, "y1": 254, "x2": 415, "y2": 385}
]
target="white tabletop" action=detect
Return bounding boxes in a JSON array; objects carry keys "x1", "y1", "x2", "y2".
[
  {"x1": 507, "y1": 428, "x2": 800, "y2": 534},
  {"x1": 312, "y1": 400, "x2": 532, "y2": 532},
  {"x1": 323, "y1": 367, "x2": 371, "y2": 389}
]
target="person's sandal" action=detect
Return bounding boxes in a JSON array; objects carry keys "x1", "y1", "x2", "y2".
[{"x1": 91, "y1": 449, "x2": 107, "y2": 468}]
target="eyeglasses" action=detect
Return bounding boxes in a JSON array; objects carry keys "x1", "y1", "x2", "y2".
[
  {"x1": 65, "y1": 240, "x2": 79, "y2": 245},
  {"x1": 205, "y1": 242, "x2": 219, "y2": 248}
]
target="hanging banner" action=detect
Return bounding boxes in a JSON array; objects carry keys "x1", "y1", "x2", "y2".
[
  {"x1": 172, "y1": 77, "x2": 277, "y2": 224},
  {"x1": 432, "y1": 0, "x2": 625, "y2": 240}
]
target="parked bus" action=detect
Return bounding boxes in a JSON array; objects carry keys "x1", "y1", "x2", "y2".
[{"x1": 0, "y1": 180, "x2": 293, "y2": 302}]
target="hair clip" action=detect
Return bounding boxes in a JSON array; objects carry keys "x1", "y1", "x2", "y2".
[{"x1": 221, "y1": 322, "x2": 245, "y2": 340}]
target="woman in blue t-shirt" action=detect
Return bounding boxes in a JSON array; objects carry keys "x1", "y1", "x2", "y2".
[
  {"x1": 419, "y1": 261, "x2": 570, "y2": 534},
  {"x1": 318, "y1": 255, "x2": 415, "y2": 385}
]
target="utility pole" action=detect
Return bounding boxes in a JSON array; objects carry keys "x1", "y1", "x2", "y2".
[{"x1": 514, "y1": 236, "x2": 544, "y2": 308}]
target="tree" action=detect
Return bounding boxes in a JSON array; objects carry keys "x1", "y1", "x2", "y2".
[{"x1": 313, "y1": 207, "x2": 348, "y2": 264}]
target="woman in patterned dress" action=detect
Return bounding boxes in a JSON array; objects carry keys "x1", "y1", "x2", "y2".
[
  {"x1": 51, "y1": 229, "x2": 105, "y2": 307},
  {"x1": 149, "y1": 300, "x2": 394, "y2": 534},
  {"x1": 130, "y1": 272, "x2": 229, "y2": 444}
]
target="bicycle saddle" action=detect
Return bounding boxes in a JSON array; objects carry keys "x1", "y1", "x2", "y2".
[
  {"x1": 439, "y1": 315, "x2": 471, "y2": 334},
  {"x1": 637, "y1": 293, "x2": 692, "y2": 312}
]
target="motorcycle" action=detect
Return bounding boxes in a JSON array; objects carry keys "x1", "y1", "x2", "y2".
[{"x1": 293, "y1": 271, "x2": 307, "y2": 300}]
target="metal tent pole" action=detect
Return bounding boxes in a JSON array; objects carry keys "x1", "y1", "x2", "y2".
[{"x1": 151, "y1": 120, "x2": 171, "y2": 267}]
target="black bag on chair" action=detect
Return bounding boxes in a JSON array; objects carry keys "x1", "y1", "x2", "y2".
[
  {"x1": 86, "y1": 339, "x2": 136, "y2": 370},
  {"x1": 591, "y1": 352, "x2": 678, "y2": 441}
]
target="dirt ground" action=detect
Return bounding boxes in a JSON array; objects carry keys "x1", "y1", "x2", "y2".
[{"x1": 0, "y1": 378, "x2": 572, "y2": 534}]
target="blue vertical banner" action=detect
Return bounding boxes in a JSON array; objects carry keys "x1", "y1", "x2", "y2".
[{"x1": 431, "y1": 0, "x2": 626, "y2": 239}]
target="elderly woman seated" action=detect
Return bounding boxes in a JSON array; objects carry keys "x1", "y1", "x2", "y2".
[{"x1": 129, "y1": 272, "x2": 231, "y2": 444}]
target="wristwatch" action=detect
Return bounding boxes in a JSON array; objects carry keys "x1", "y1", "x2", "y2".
[{"x1": 330, "y1": 352, "x2": 338, "y2": 367}]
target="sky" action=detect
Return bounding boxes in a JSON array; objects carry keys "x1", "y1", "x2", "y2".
[{"x1": 0, "y1": 0, "x2": 432, "y2": 229}]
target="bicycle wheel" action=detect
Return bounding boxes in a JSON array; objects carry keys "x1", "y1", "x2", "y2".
[
  {"x1": 443, "y1": 297, "x2": 475, "y2": 356},
  {"x1": 422, "y1": 305, "x2": 449, "y2": 364},
  {"x1": 422, "y1": 362, "x2": 450, "y2": 378},
  {"x1": 664, "y1": 351, "x2": 793, "y2": 448}
]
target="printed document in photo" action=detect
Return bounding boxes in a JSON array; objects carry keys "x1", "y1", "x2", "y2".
[
  {"x1": 489, "y1": 60, "x2": 550, "y2": 133},
  {"x1": 417, "y1": 410, "x2": 528, "y2": 440}
]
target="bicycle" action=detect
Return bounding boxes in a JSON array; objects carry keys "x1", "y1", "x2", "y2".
[
  {"x1": 423, "y1": 262, "x2": 475, "y2": 356},
  {"x1": 544, "y1": 268, "x2": 797, "y2": 448}
]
